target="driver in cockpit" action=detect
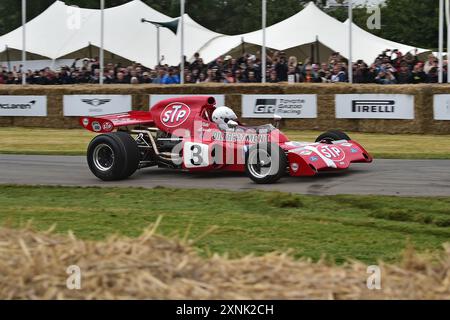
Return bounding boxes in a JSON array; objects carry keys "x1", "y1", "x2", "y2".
[{"x1": 211, "y1": 106, "x2": 239, "y2": 130}]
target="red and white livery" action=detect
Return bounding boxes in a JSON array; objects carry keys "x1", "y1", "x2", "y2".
[{"x1": 80, "y1": 96, "x2": 372, "y2": 184}]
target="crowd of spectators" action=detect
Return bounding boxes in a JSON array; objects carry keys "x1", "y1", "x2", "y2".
[{"x1": 0, "y1": 49, "x2": 447, "y2": 85}]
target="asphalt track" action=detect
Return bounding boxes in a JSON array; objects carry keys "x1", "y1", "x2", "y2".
[{"x1": 0, "y1": 154, "x2": 449, "y2": 196}]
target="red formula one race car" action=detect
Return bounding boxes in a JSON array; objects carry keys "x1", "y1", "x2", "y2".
[{"x1": 80, "y1": 96, "x2": 372, "y2": 184}]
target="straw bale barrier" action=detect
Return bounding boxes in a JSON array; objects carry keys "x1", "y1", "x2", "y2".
[
  {"x1": 0, "y1": 225, "x2": 449, "y2": 299},
  {"x1": 0, "y1": 83, "x2": 449, "y2": 134}
]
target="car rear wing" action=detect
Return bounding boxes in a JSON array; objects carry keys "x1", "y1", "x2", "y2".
[{"x1": 79, "y1": 111, "x2": 154, "y2": 133}]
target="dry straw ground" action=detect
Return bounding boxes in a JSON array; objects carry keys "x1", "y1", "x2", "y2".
[{"x1": 0, "y1": 222, "x2": 449, "y2": 300}]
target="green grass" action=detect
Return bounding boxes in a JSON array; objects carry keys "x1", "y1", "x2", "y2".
[
  {"x1": 0, "y1": 185, "x2": 449, "y2": 264},
  {"x1": 0, "y1": 127, "x2": 96, "y2": 155},
  {"x1": 0, "y1": 127, "x2": 449, "y2": 159}
]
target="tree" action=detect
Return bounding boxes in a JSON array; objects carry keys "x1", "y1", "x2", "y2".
[
  {"x1": 324, "y1": 0, "x2": 440, "y2": 49},
  {"x1": 377, "y1": 0, "x2": 440, "y2": 49}
]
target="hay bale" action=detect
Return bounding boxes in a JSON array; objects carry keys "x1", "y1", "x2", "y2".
[
  {"x1": 0, "y1": 226, "x2": 448, "y2": 300},
  {"x1": 1, "y1": 83, "x2": 450, "y2": 133}
]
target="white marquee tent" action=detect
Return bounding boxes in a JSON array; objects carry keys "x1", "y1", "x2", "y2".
[
  {"x1": 0, "y1": 0, "x2": 431, "y2": 69},
  {"x1": 197, "y1": 2, "x2": 430, "y2": 64},
  {"x1": 0, "y1": 0, "x2": 223, "y2": 68}
]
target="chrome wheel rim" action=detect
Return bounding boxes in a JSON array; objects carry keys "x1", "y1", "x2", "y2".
[
  {"x1": 248, "y1": 149, "x2": 273, "y2": 179},
  {"x1": 93, "y1": 144, "x2": 115, "y2": 171}
]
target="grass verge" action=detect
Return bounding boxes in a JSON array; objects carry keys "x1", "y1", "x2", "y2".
[
  {"x1": 0, "y1": 185, "x2": 449, "y2": 264},
  {"x1": 0, "y1": 127, "x2": 449, "y2": 159}
]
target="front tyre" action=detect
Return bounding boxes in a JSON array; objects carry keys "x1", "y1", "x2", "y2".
[
  {"x1": 87, "y1": 132, "x2": 139, "y2": 181},
  {"x1": 245, "y1": 143, "x2": 287, "y2": 184},
  {"x1": 315, "y1": 130, "x2": 351, "y2": 143}
]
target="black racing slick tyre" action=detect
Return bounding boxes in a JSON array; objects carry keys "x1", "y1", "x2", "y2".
[
  {"x1": 87, "y1": 132, "x2": 139, "y2": 181},
  {"x1": 315, "y1": 130, "x2": 351, "y2": 143},
  {"x1": 245, "y1": 143, "x2": 287, "y2": 184}
]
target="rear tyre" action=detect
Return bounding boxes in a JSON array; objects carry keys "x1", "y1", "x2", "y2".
[
  {"x1": 87, "y1": 132, "x2": 139, "y2": 181},
  {"x1": 315, "y1": 130, "x2": 351, "y2": 143},
  {"x1": 245, "y1": 143, "x2": 287, "y2": 184}
]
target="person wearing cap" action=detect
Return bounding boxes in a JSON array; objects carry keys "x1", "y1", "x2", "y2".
[{"x1": 141, "y1": 71, "x2": 153, "y2": 83}]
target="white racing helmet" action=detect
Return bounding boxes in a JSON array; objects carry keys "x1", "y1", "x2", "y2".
[{"x1": 212, "y1": 106, "x2": 238, "y2": 127}]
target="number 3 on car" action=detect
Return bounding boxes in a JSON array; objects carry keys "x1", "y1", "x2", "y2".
[{"x1": 183, "y1": 142, "x2": 209, "y2": 168}]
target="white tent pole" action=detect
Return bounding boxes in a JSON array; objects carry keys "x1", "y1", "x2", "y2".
[
  {"x1": 21, "y1": 0, "x2": 26, "y2": 85},
  {"x1": 157, "y1": 26, "x2": 161, "y2": 65},
  {"x1": 348, "y1": 0, "x2": 353, "y2": 83},
  {"x1": 439, "y1": 0, "x2": 444, "y2": 83},
  {"x1": 261, "y1": 0, "x2": 267, "y2": 83},
  {"x1": 180, "y1": 0, "x2": 185, "y2": 84},
  {"x1": 100, "y1": 0, "x2": 105, "y2": 85},
  {"x1": 446, "y1": 0, "x2": 450, "y2": 83},
  {"x1": 6, "y1": 45, "x2": 11, "y2": 71}
]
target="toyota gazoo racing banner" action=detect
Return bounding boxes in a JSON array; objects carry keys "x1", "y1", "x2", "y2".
[
  {"x1": 150, "y1": 94, "x2": 225, "y2": 109},
  {"x1": 241, "y1": 94, "x2": 317, "y2": 118},
  {"x1": 63, "y1": 95, "x2": 132, "y2": 116},
  {"x1": 0, "y1": 96, "x2": 47, "y2": 117},
  {"x1": 335, "y1": 94, "x2": 415, "y2": 119},
  {"x1": 433, "y1": 95, "x2": 450, "y2": 120}
]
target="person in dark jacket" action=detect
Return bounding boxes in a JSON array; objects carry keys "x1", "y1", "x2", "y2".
[
  {"x1": 396, "y1": 61, "x2": 413, "y2": 84},
  {"x1": 411, "y1": 63, "x2": 427, "y2": 84}
]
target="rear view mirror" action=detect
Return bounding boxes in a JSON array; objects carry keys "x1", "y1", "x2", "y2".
[{"x1": 273, "y1": 114, "x2": 282, "y2": 129}]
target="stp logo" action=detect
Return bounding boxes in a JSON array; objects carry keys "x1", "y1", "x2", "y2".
[
  {"x1": 319, "y1": 145, "x2": 345, "y2": 162},
  {"x1": 160, "y1": 102, "x2": 191, "y2": 127}
]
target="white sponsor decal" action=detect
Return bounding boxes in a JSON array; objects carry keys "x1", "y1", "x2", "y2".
[
  {"x1": 63, "y1": 95, "x2": 132, "y2": 116},
  {"x1": 335, "y1": 94, "x2": 415, "y2": 119},
  {"x1": 0, "y1": 96, "x2": 47, "y2": 116},
  {"x1": 433, "y1": 95, "x2": 450, "y2": 120},
  {"x1": 150, "y1": 95, "x2": 225, "y2": 109},
  {"x1": 160, "y1": 103, "x2": 191, "y2": 127},
  {"x1": 319, "y1": 145, "x2": 345, "y2": 162},
  {"x1": 299, "y1": 150, "x2": 313, "y2": 156},
  {"x1": 183, "y1": 142, "x2": 210, "y2": 168},
  {"x1": 242, "y1": 94, "x2": 317, "y2": 119},
  {"x1": 212, "y1": 131, "x2": 268, "y2": 143},
  {"x1": 303, "y1": 145, "x2": 337, "y2": 168}
]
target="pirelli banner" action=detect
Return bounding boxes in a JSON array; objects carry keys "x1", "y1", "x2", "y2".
[
  {"x1": 241, "y1": 95, "x2": 317, "y2": 118},
  {"x1": 335, "y1": 94, "x2": 415, "y2": 119},
  {"x1": 0, "y1": 95, "x2": 47, "y2": 116},
  {"x1": 63, "y1": 95, "x2": 132, "y2": 116}
]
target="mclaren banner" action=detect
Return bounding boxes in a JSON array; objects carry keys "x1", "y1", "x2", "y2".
[
  {"x1": 241, "y1": 95, "x2": 317, "y2": 118},
  {"x1": 0, "y1": 96, "x2": 47, "y2": 116},
  {"x1": 150, "y1": 94, "x2": 225, "y2": 108},
  {"x1": 63, "y1": 95, "x2": 132, "y2": 116},
  {"x1": 335, "y1": 94, "x2": 415, "y2": 119},
  {"x1": 433, "y1": 95, "x2": 450, "y2": 120}
]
